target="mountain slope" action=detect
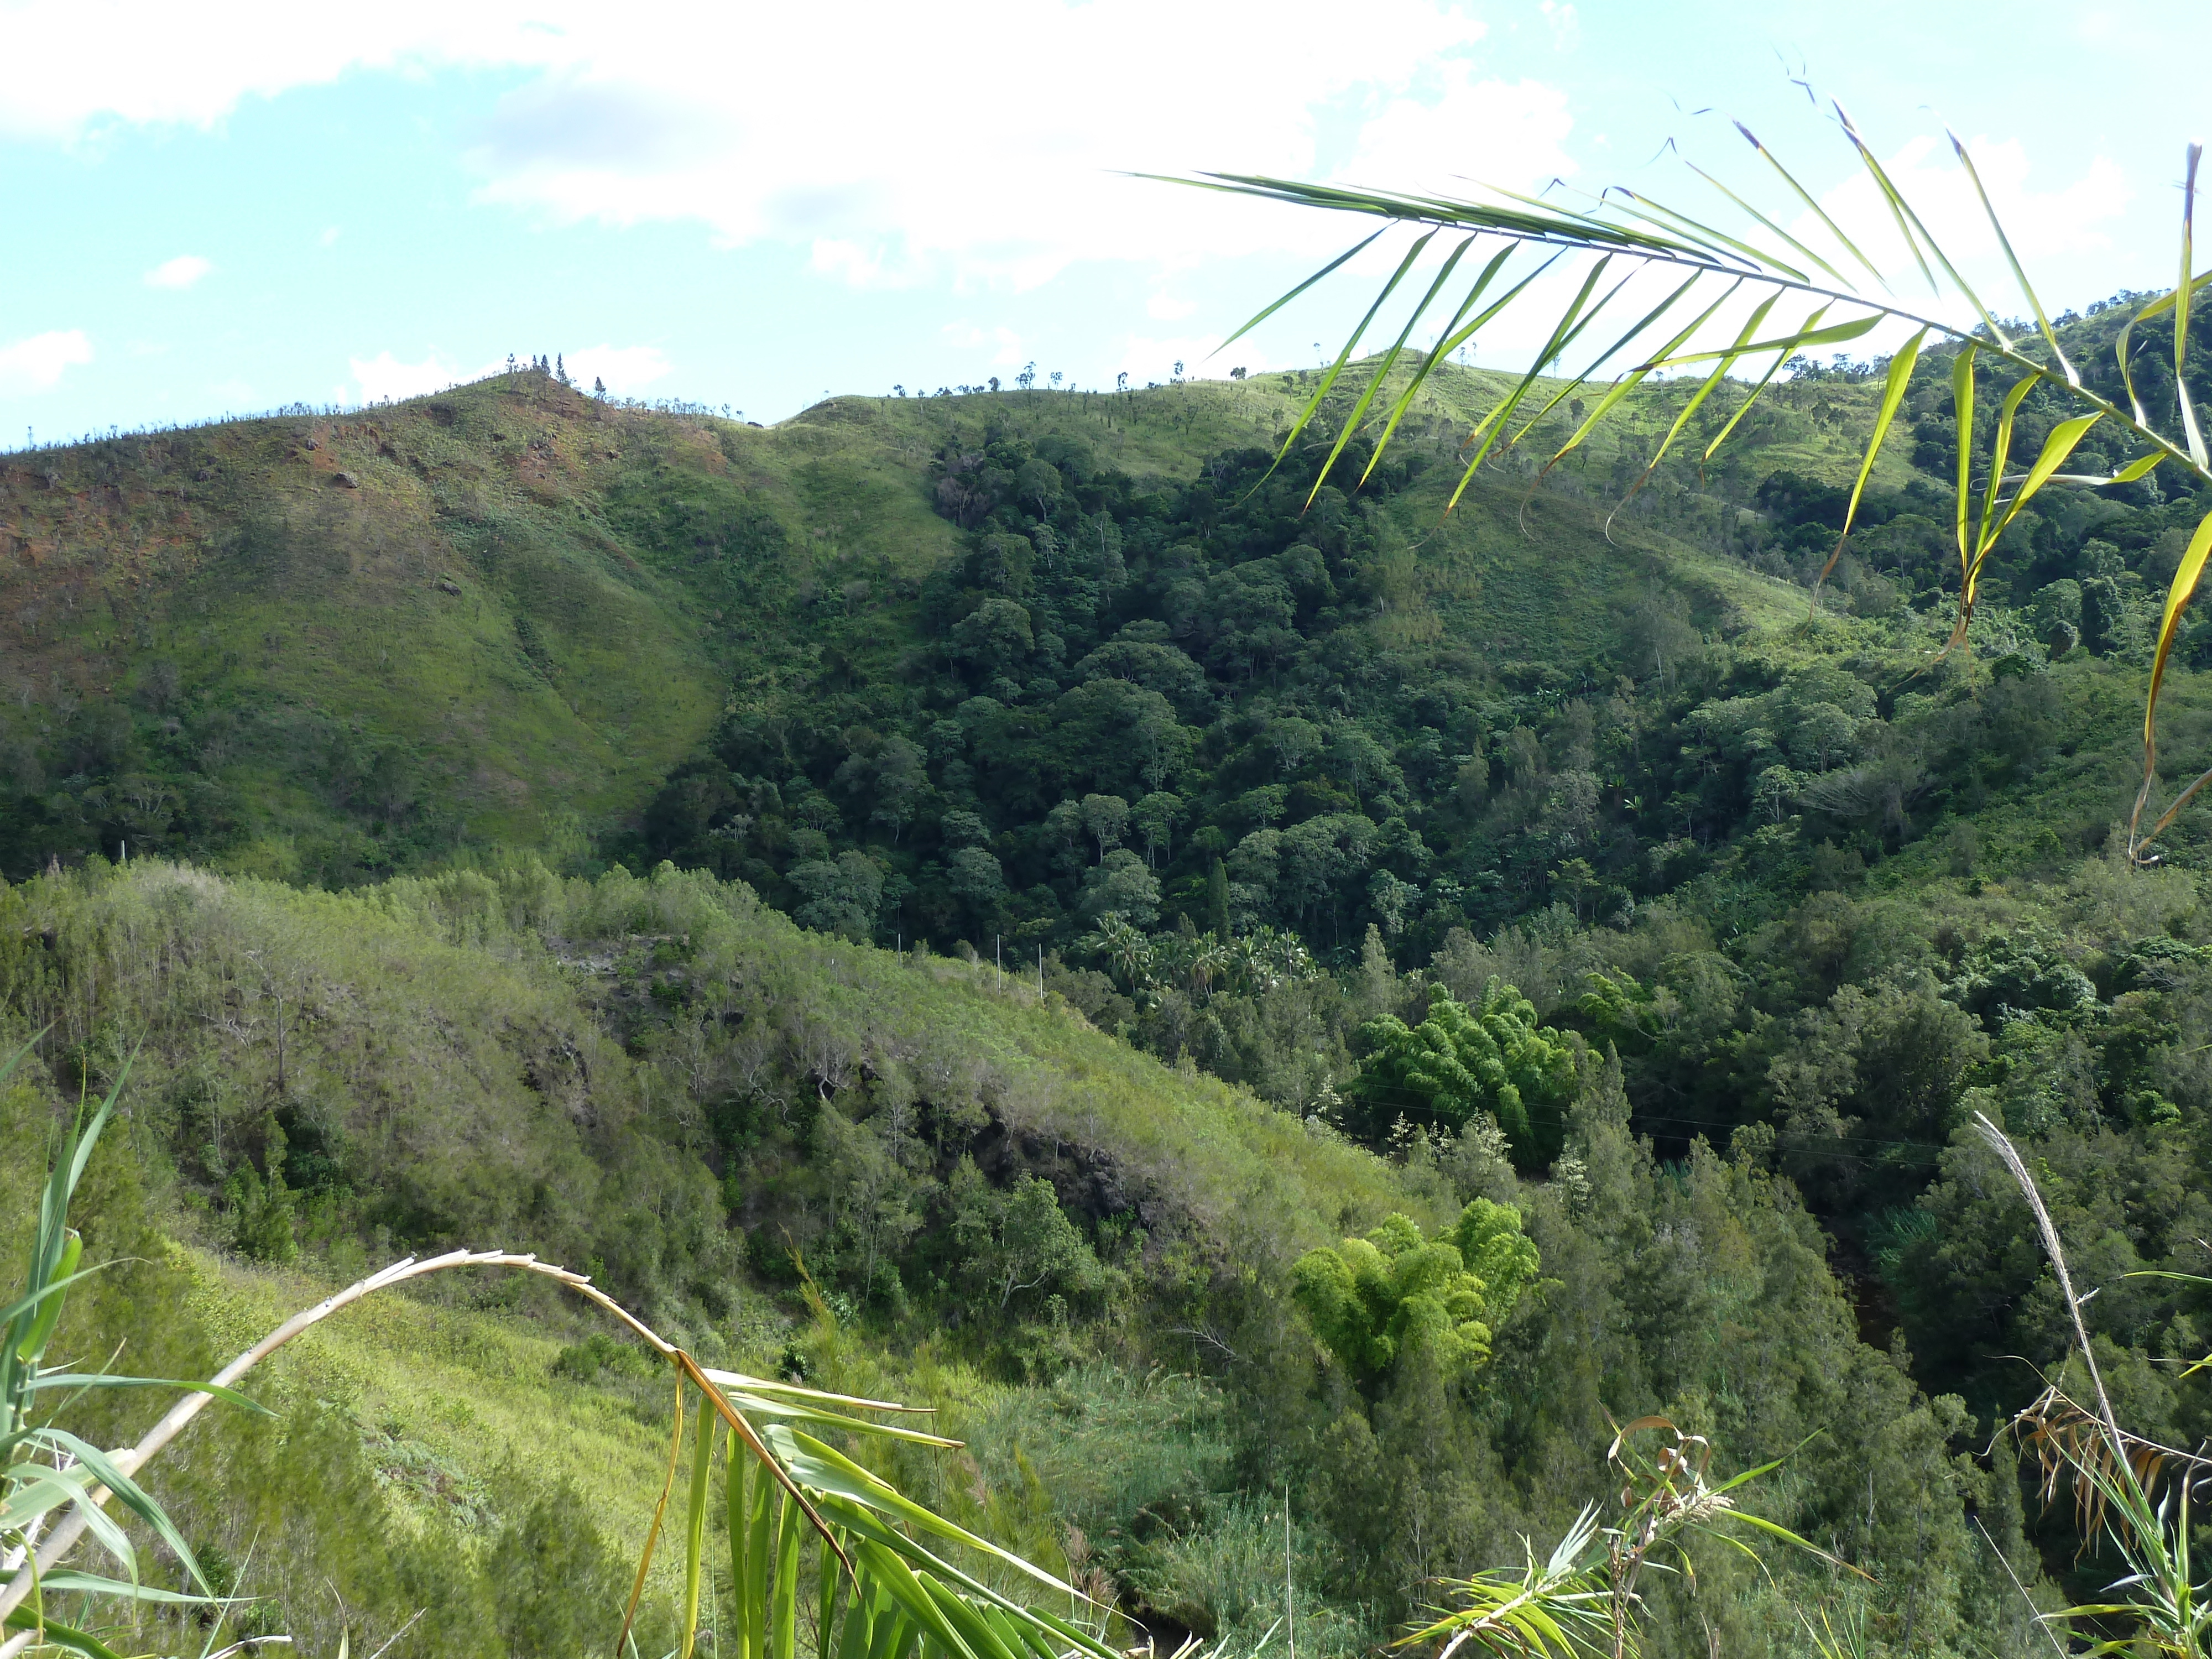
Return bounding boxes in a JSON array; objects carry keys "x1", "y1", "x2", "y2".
[
  {"x1": 0, "y1": 852, "x2": 2028, "y2": 1657},
  {"x1": 0, "y1": 362, "x2": 1897, "y2": 885}
]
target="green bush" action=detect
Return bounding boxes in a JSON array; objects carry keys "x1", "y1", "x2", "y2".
[
  {"x1": 1349, "y1": 980, "x2": 1577, "y2": 1163},
  {"x1": 1290, "y1": 1200, "x2": 1536, "y2": 1389}
]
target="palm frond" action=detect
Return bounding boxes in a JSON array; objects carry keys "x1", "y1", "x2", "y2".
[
  {"x1": 1164, "y1": 112, "x2": 2211, "y2": 864},
  {"x1": 0, "y1": 1053, "x2": 1107, "y2": 1659}
]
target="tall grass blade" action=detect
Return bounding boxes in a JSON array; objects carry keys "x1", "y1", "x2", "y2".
[
  {"x1": 1686, "y1": 158, "x2": 1853, "y2": 286},
  {"x1": 39, "y1": 1430, "x2": 206, "y2": 1593},
  {"x1": 676, "y1": 1353, "x2": 847, "y2": 1566},
  {"x1": 1277, "y1": 230, "x2": 1436, "y2": 499},
  {"x1": 1514, "y1": 272, "x2": 1712, "y2": 454},
  {"x1": 1949, "y1": 131, "x2": 2076, "y2": 383},
  {"x1": 1615, "y1": 291, "x2": 1779, "y2": 512},
  {"x1": 1952, "y1": 343, "x2": 1978, "y2": 596},
  {"x1": 2114, "y1": 268, "x2": 2212, "y2": 429},
  {"x1": 1731, "y1": 120, "x2": 1887, "y2": 288},
  {"x1": 836, "y1": 1576, "x2": 878, "y2": 1659},
  {"x1": 773, "y1": 1486, "x2": 802, "y2": 1659},
  {"x1": 847, "y1": 1542, "x2": 975, "y2": 1659},
  {"x1": 717, "y1": 1390, "x2": 958, "y2": 1448},
  {"x1": 1701, "y1": 304, "x2": 1823, "y2": 463},
  {"x1": 748, "y1": 1451, "x2": 776, "y2": 1659},
  {"x1": 2176, "y1": 143, "x2": 2206, "y2": 469},
  {"x1": 619, "y1": 1373, "x2": 688, "y2": 1659},
  {"x1": 1833, "y1": 104, "x2": 1941, "y2": 299},
  {"x1": 1835, "y1": 101, "x2": 2007, "y2": 342},
  {"x1": 1608, "y1": 188, "x2": 1808, "y2": 279},
  {"x1": 13, "y1": 1230, "x2": 79, "y2": 1365},
  {"x1": 2048, "y1": 450, "x2": 2167, "y2": 487},
  {"x1": 1812, "y1": 327, "x2": 1928, "y2": 607},
  {"x1": 1540, "y1": 279, "x2": 1742, "y2": 503},
  {"x1": 1206, "y1": 228, "x2": 1387, "y2": 351},
  {"x1": 1645, "y1": 309, "x2": 1879, "y2": 371},
  {"x1": 1, "y1": 1606, "x2": 128, "y2": 1659},
  {"x1": 2130, "y1": 507, "x2": 2212, "y2": 856},
  {"x1": 922, "y1": 1579, "x2": 1022, "y2": 1659},
  {"x1": 820, "y1": 1522, "x2": 841, "y2": 1659},
  {"x1": 1953, "y1": 370, "x2": 2043, "y2": 638},
  {"x1": 779, "y1": 1430, "x2": 1092, "y2": 1606},
  {"x1": 1447, "y1": 258, "x2": 1615, "y2": 509},
  {"x1": 864, "y1": 1604, "x2": 910, "y2": 1659},
  {"x1": 681, "y1": 1385, "x2": 717, "y2": 1659},
  {"x1": 1358, "y1": 244, "x2": 1517, "y2": 482},
  {"x1": 1306, "y1": 231, "x2": 1465, "y2": 500},
  {"x1": 729, "y1": 1430, "x2": 752, "y2": 1659},
  {"x1": 697, "y1": 1371, "x2": 937, "y2": 1415}
]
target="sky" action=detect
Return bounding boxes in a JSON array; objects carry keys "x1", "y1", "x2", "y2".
[{"x1": 0, "y1": 0, "x2": 2198, "y2": 449}]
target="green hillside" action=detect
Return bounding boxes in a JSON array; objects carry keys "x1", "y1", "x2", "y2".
[
  {"x1": 0, "y1": 855, "x2": 2036, "y2": 1657},
  {"x1": 0, "y1": 358, "x2": 1894, "y2": 886},
  {"x1": 3, "y1": 319, "x2": 2212, "y2": 1658}
]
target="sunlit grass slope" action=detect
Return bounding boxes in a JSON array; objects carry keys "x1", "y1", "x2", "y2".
[{"x1": 2, "y1": 851, "x2": 1418, "y2": 1616}]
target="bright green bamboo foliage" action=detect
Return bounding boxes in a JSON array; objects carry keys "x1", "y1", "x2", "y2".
[
  {"x1": 1811, "y1": 326, "x2": 1926, "y2": 611},
  {"x1": 1349, "y1": 980, "x2": 1576, "y2": 1162},
  {"x1": 1291, "y1": 1202, "x2": 1538, "y2": 1391},
  {"x1": 1167, "y1": 119, "x2": 2212, "y2": 864},
  {"x1": 729, "y1": 1431, "x2": 751, "y2": 1659}
]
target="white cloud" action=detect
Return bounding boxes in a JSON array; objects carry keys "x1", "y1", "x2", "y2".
[
  {"x1": 347, "y1": 349, "x2": 472, "y2": 402},
  {"x1": 0, "y1": 3, "x2": 561, "y2": 140},
  {"x1": 0, "y1": 1, "x2": 1510, "y2": 288},
  {"x1": 143, "y1": 254, "x2": 212, "y2": 289},
  {"x1": 1796, "y1": 134, "x2": 2132, "y2": 322},
  {"x1": 940, "y1": 324, "x2": 1026, "y2": 369},
  {"x1": 0, "y1": 330, "x2": 93, "y2": 395},
  {"x1": 455, "y1": 1, "x2": 1501, "y2": 289},
  {"x1": 1339, "y1": 66, "x2": 1577, "y2": 200},
  {"x1": 563, "y1": 344, "x2": 671, "y2": 396},
  {"x1": 1538, "y1": 0, "x2": 1579, "y2": 51}
]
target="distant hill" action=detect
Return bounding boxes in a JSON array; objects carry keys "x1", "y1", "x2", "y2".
[{"x1": 0, "y1": 358, "x2": 1916, "y2": 886}]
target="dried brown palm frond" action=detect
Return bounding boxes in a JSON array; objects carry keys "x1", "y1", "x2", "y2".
[{"x1": 2007, "y1": 1383, "x2": 2212, "y2": 1556}]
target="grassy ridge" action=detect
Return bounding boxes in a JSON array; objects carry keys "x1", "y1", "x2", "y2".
[
  {"x1": 0, "y1": 852, "x2": 1417, "y2": 1641},
  {"x1": 0, "y1": 363, "x2": 1909, "y2": 882}
]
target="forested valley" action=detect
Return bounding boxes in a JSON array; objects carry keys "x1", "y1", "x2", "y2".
[{"x1": 0, "y1": 296, "x2": 2209, "y2": 1656}]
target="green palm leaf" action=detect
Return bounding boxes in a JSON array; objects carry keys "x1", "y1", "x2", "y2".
[{"x1": 1162, "y1": 111, "x2": 2212, "y2": 859}]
